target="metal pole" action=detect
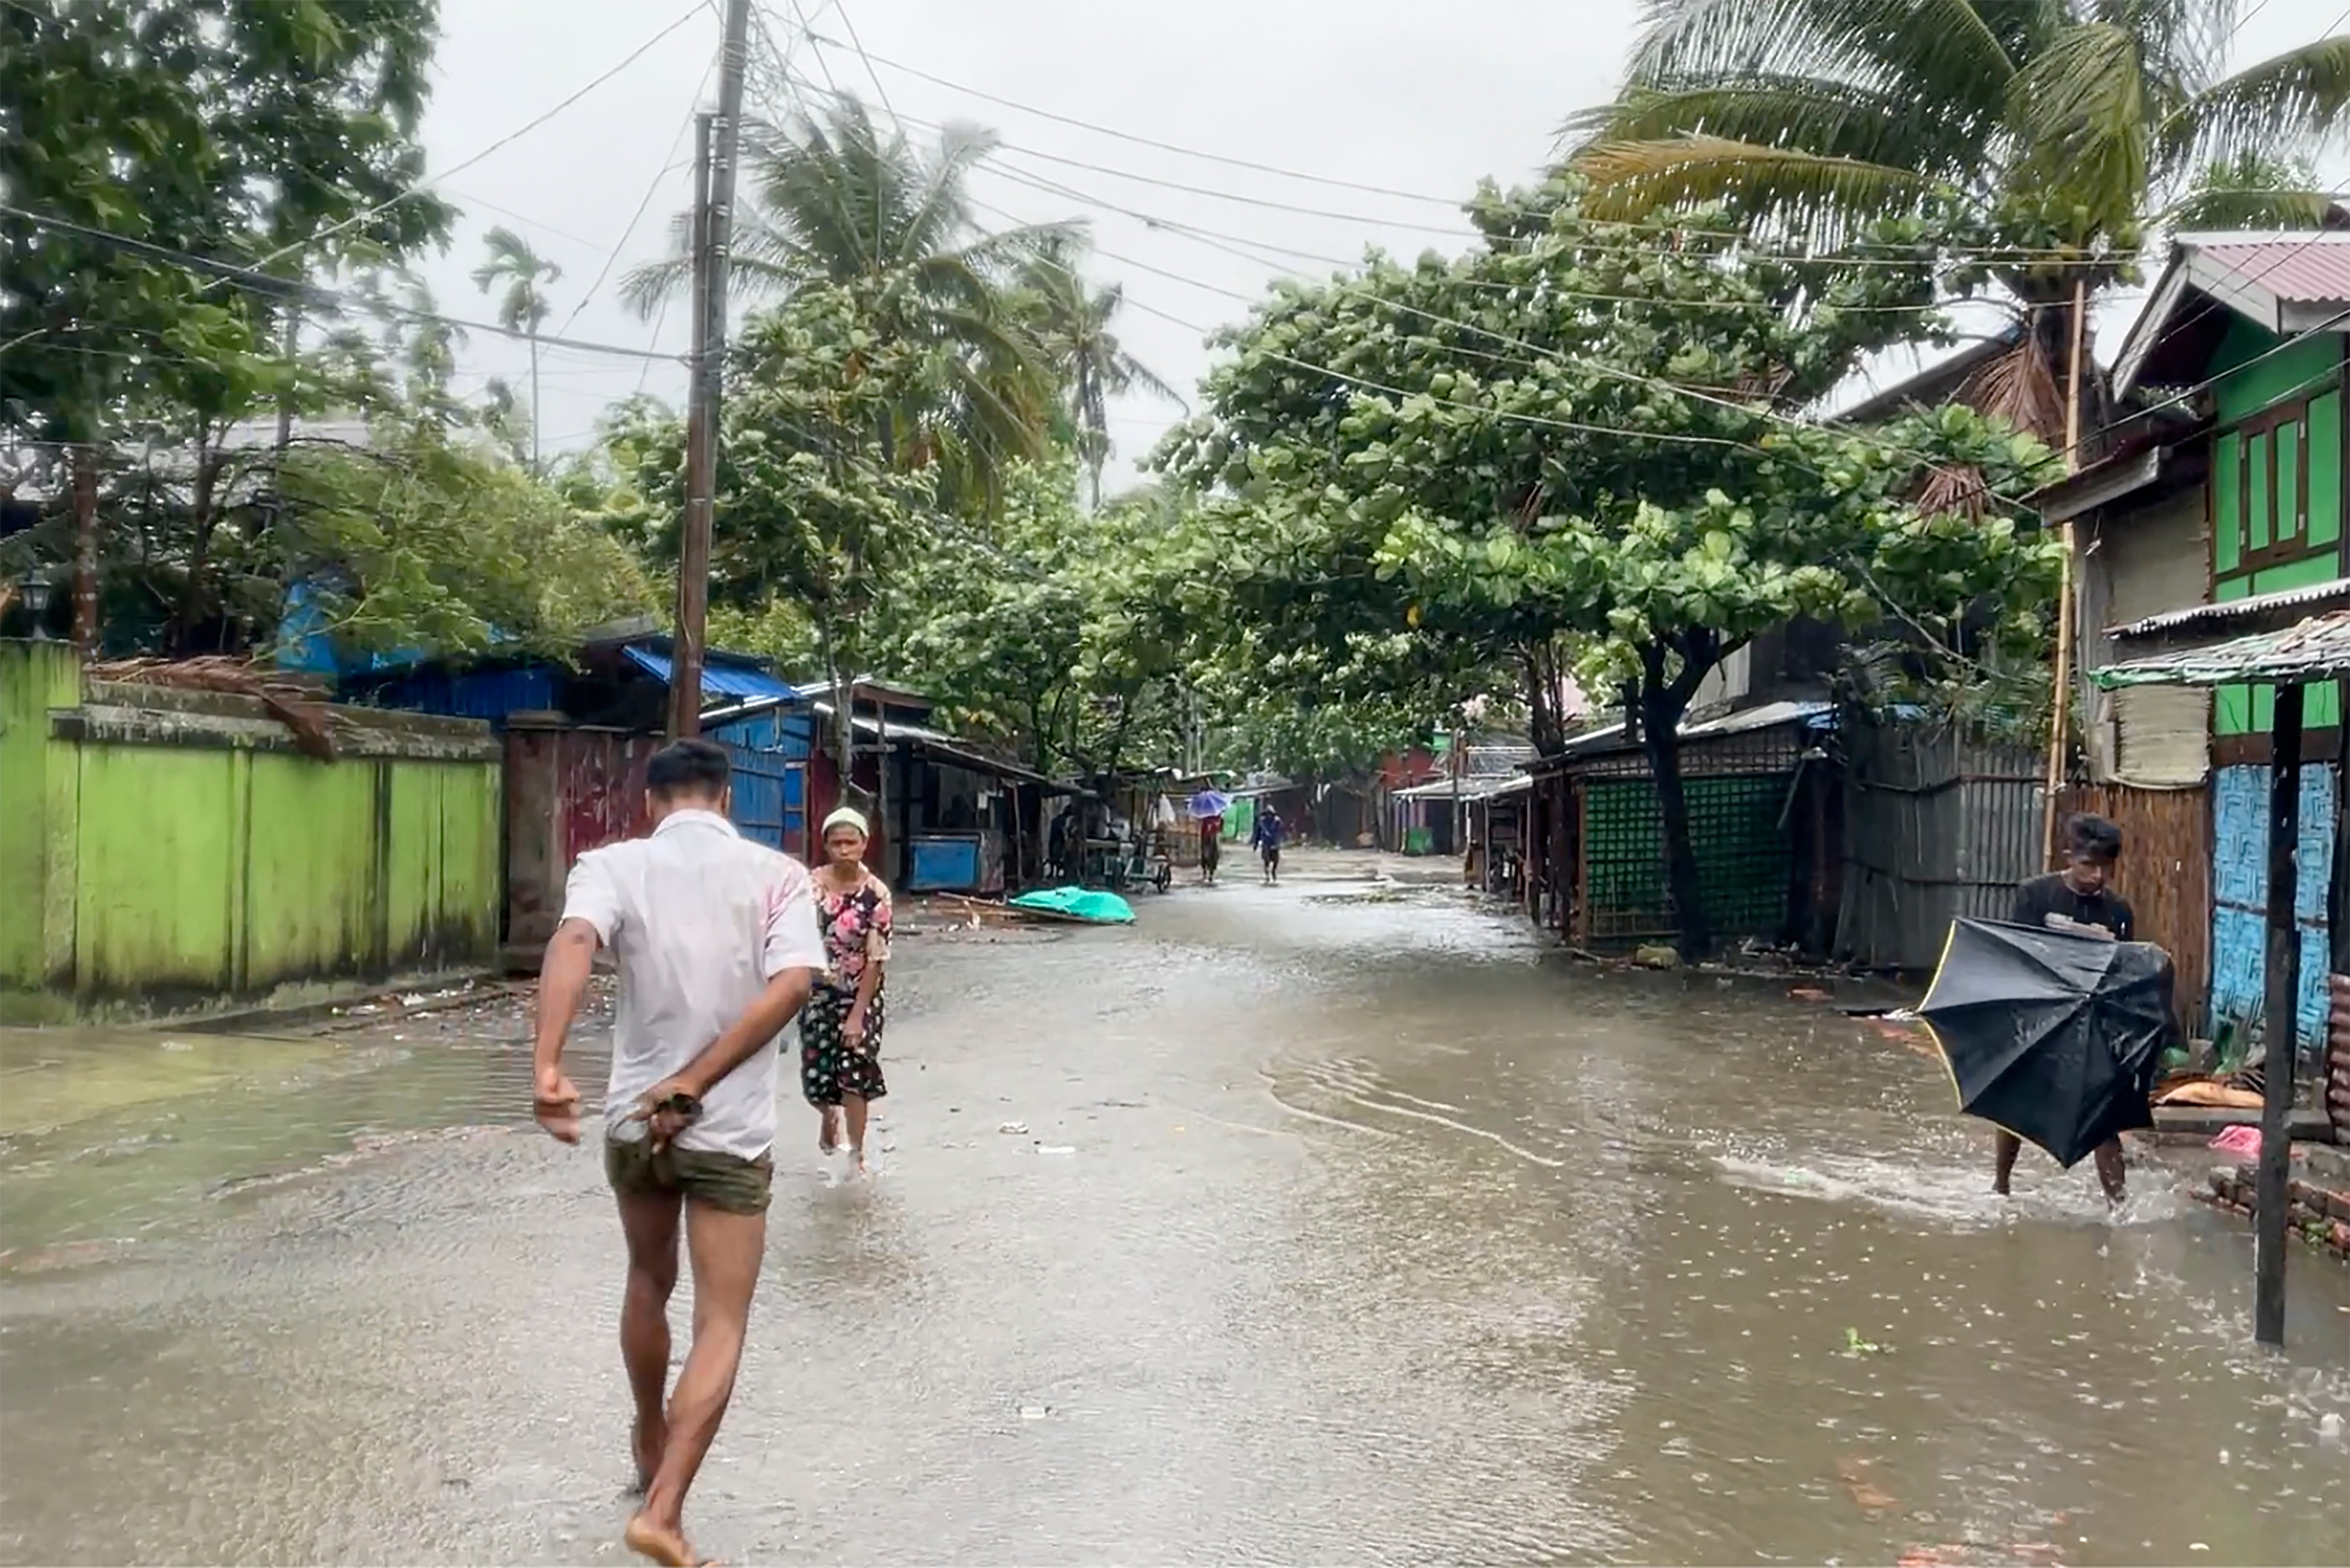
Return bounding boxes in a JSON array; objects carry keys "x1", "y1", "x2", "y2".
[
  {"x1": 2254, "y1": 681, "x2": 2305, "y2": 1347},
  {"x1": 2042, "y1": 280, "x2": 2091, "y2": 864},
  {"x1": 669, "y1": 112, "x2": 715, "y2": 740}
]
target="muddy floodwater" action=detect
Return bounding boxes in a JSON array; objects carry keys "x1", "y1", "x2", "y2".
[{"x1": 3, "y1": 853, "x2": 2347, "y2": 1565}]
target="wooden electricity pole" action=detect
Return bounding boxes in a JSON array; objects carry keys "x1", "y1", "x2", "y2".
[
  {"x1": 2041, "y1": 278, "x2": 2091, "y2": 864},
  {"x1": 669, "y1": 0, "x2": 754, "y2": 739}
]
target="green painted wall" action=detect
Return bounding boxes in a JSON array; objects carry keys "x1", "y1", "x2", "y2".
[
  {"x1": 2210, "y1": 317, "x2": 2342, "y2": 422},
  {"x1": 1, "y1": 642, "x2": 503, "y2": 1018},
  {"x1": 2206, "y1": 320, "x2": 2346, "y2": 737}
]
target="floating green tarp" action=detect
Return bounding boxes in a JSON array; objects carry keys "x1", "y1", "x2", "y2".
[{"x1": 1008, "y1": 886, "x2": 1137, "y2": 925}]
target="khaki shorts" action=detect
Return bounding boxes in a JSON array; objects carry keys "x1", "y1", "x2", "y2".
[{"x1": 604, "y1": 1133, "x2": 773, "y2": 1215}]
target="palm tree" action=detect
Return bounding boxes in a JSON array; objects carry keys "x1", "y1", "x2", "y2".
[
  {"x1": 1565, "y1": 0, "x2": 2350, "y2": 441},
  {"x1": 470, "y1": 226, "x2": 562, "y2": 471},
  {"x1": 1014, "y1": 237, "x2": 1184, "y2": 509},
  {"x1": 624, "y1": 97, "x2": 1076, "y2": 506}
]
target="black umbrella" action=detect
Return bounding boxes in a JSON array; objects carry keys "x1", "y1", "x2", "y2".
[{"x1": 1918, "y1": 918, "x2": 2173, "y2": 1167}]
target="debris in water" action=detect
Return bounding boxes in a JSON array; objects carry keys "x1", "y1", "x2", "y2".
[
  {"x1": 1019, "y1": 1404, "x2": 1050, "y2": 1420},
  {"x1": 1634, "y1": 944, "x2": 1680, "y2": 970},
  {"x1": 998, "y1": 1121, "x2": 1029, "y2": 1135},
  {"x1": 1034, "y1": 1143, "x2": 1075, "y2": 1156},
  {"x1": 158, "y1": 1039, "x2": 192, "y2": 1052},
  {"x1": 1844, "y1": 1327, "x2": 1884, "y2": 1356}
]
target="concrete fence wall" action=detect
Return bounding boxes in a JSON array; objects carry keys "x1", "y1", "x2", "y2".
[{"x1": 1, "y1": 640, "x2": 503, "y2": 1021}]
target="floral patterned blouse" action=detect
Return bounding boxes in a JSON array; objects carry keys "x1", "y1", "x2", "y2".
[{"x1": 815, "y1": 872, "x2": 892, "y2": 993}]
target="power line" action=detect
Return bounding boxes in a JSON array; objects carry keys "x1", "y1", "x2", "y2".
[
  {"x1": 828, "y1": 0, "x2": 897, "y2": 122},
  {"x1": 796, "y1": 35, "x2": 2160, "y2": 268},
  {"x1": 778, "y1": 61, "x2": 2110, "y2": 277},
  {"x1": 558, "y1": 55, "x2": 720, "y2": 337},
  {"x1": 833, "y1": 41, "x2": 1465, "y2": 208},
  {"x1": 219, "y1": 0, "x2": 715, "y2": 293},
  {"x1": 3, "y1": 205, "x2": 688, "y2": 364}
]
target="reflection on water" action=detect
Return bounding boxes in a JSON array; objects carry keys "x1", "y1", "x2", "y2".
[
  {"x1": 1, "y1": 867, "x2": 2347, "y2": 1566},
  {"x1": 0, "y1": 1006, "x2": 613, "y2": 1262}
]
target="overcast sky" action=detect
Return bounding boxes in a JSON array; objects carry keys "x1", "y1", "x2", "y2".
[{"x1": 407, "y1": 0, "x2": 2350, "y2": 491}]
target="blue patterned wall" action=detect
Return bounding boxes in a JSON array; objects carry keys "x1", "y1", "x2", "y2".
[{"x1": 2208, "y1": 762, "x2": 2336, "y2": 1054}]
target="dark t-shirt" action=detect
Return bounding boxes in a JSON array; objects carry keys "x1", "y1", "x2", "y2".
[{"x1": 2011, "y1": 873, "x2": 2134, "y2": 941}]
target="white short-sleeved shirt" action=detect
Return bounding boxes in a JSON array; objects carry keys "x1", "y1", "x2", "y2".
[{"x1": 559, "y1": 808, "x2": 826, "y2": 1160}]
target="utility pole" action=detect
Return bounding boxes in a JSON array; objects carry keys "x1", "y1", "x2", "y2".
[
  {"x1": 669, "y1": 0, "x2": 755, "y2": 739},
  {"x1": 2041, "y1": 277, "x2": 2091, "y2": 864}
]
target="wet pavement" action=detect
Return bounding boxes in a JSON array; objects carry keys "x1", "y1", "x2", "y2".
[{"x1": 3, "y1": 850, "x2": 2348, "y2": 1566}]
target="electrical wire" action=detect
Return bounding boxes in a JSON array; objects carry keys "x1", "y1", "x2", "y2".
[
  {"x1": 3, "y1": 204, "x2": 688, "y2": 364},
  {"x1": 791, "y1": 30, "x2": 2173, "y2": 268},
  {"x1": 218, "y1": 0, "x2": 716, "y2": 293},
  {"x1": 558, "y1": 56, "x2": 720, "y2": 337}
]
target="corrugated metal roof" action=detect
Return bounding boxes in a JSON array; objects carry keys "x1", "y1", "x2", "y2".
[
  {"x1": 2190, "y1": 233, "x2": 2350, "y2": 305},
  {"x1": 622, "y1": 645, "x2": 811, "y2": 704},
  {"x1": 2092, "y1": 609, "x2": 2350, "y2": 689},
  {"x1": 1523, "y1": 699, "x2": 1832, "y2": 773},
  {"x1": 2106, "y1": 576, "x2": 2350, "y2": 638}
]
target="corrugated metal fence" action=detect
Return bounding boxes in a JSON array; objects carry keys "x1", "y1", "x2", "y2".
[{"x1": 1836, "y1": 718, "x2": 2044, "y2": 970}]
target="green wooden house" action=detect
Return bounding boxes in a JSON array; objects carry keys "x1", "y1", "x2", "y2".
[{"x1": 2109, "y1": 231, "x2": 2350, "y2": 1051}]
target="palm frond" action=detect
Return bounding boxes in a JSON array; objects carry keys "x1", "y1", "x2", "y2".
[
  {"x1": 2161, "y1": 183, "x2": 2344, "y2": 230},
  {"x1": 1952, "y1": 328, "x2": 2064, "y2": 450},
  {"x1": 1617, "y1": 0, "x2": 2021, "y2": 123},
  {"x1": 1568, "y1": 76, "x2": 1983, "y2": 183},
  {"x1": 2005, "y1": 21, "x2": 2150, "y2": 235},
  {"x1": 1572, "y1": 133, "x2": 1932, "y2": 243},
  {"x1": 2162, "y1": 35, "x2": 2350, "y2": 176}
]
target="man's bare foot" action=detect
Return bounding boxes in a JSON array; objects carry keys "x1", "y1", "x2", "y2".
[{"x1": 624, "y1": 1511, "x2": 704, "y2": 1567}]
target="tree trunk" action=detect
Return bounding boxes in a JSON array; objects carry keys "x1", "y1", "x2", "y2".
[
  {"x1": 1637, "y1": 636, "x2": 1724, "y2": 960},
  {"x1": 1639, "y1": 674, "x2": 1709, "y2": 959},
  {"x1": 175, "y1": 439, "x2": 227, "y2": 653},
  {"x1": 528, "y1": 330, "x2": 542, "y2": 474},
  {"x1": 70, "y1": 443, "x2": 100, "y2": 652}
]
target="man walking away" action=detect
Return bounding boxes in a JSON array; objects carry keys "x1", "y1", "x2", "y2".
[
  {"x1": 2000, "y1": 812, "x2": 2134, "y2": 1203},
  {"x1": 1252, "y1": 805, "x2": 1285, "y2": 884},
  {"x1": 532, "y1": 739, "x2": 826, "y2": 1567}
]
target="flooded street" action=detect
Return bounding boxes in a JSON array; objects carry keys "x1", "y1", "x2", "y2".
[{"x1": 4, "y1": 851, "x2": 2347, "y2": 1566}]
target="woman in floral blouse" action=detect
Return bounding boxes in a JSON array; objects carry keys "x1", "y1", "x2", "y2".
[{"x1": 803, "y1": 807, "x2": 892, "y2": 1174}]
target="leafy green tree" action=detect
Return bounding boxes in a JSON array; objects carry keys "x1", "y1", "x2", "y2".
[
  {"x1": 608, "y1": 284, "x2": 939, "y2": 785},
  {"x1": 274, "y1": 407, "x2": 657, "y2": 660},
  {"x1": 1564, "y1": 0, "x2": 2350, "y2": 439},
  {"x1": 0, "y1": 0, "x2": 451, "y2": 647},
  {"x1": 470, "y1": 226, "x2": 562, "y2": 472},
  {"x1": 887, "y1": 459, "x2": 1097, "y2": 771},
  {"x1": 1164, "y1": 185, "x2": 2063, "y2": 953}
]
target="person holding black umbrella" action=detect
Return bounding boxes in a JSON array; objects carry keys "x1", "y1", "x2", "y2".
[{"x1": 1999, "y1": 812, "x2": 2136, "y2": 1201}]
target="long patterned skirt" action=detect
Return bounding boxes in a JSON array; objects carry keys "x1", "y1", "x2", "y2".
[{"x1": 800, "y1": 984, "x2": 888, "y2": 1106}]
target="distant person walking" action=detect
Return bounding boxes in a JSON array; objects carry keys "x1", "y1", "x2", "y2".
[
  {"x1": 531, "y1": 739, "x2": 826, "y2": 1567},
  {"x1": 1190, "y1": 785, "x2": 1227, "y2": 885},
  {"x1": 803, "y1": 806, "x2": 893, "y2": 1176},
  {"x1": 2000, "y1": 811, "x2": 2134, "y2": 1203},
  {"x1": 1252, "y1": 805, "x2": 1286, "y2": 884}
]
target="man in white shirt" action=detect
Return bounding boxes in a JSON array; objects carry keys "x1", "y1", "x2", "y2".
[{"x1": 532, "y1": 738, "x2": 826, "y2": 1568}]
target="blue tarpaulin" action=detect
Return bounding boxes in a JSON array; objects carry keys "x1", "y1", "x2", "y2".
[{"x1": 1009, "y1": 887, "x2": 1136, "y2": 925}]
